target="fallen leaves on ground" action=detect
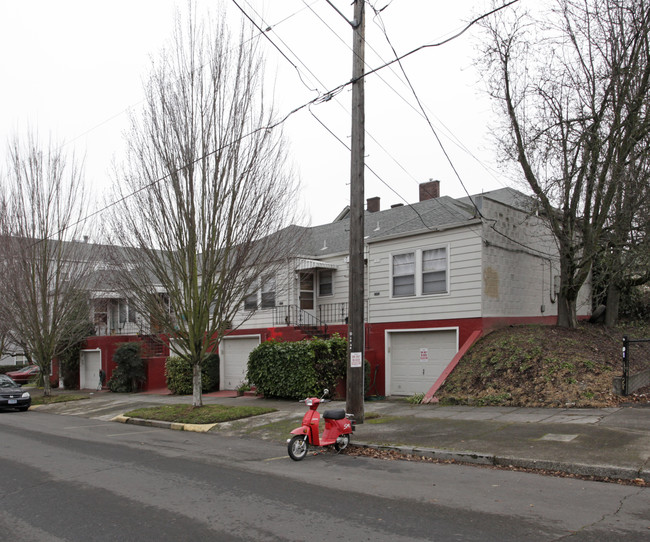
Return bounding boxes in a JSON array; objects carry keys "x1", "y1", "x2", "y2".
[{"x1": 341, "y1": 445, "x2": 649, "y2": 487}]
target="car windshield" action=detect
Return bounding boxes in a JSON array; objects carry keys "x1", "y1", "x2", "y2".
[{"x1": 0, "y1": 376, "x2": 18, "y2": 388}]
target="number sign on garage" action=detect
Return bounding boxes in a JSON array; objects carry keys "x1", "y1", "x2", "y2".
[{"x1": 387, "y1": 328, "x2": 458, "y2": 396}]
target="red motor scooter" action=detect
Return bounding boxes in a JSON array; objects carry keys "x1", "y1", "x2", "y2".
[{"x1": 287, "y1": 389, "x2": 355, "y2": 461}]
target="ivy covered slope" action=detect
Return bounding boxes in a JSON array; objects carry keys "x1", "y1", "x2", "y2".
[{"x1": 435, "y1": 322, "x2": 650, "y2": 408}]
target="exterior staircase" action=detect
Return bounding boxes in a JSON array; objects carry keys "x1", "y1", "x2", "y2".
[{"x1": 274, "y1": 306, "x2": 330, "y2": 339}]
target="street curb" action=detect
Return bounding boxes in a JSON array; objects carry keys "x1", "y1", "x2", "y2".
[
  {"x1": 354, "y1": 442, "x2": 650, "y2": 483},
  {"x1": 111, "y1": 415, "x2": 217, "y2": 433}
]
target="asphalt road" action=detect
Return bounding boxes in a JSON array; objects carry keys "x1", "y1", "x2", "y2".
[{"x1": 1, "y1": 410, "x2": 649, "y2": 541}]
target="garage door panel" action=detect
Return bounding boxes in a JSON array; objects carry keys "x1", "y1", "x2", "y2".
[
  {"x1": 389, "y1": 330, "x2": 457, "y2": 396},
  {"x1": 81, "y1": 351, "x2": 101, "y2": 390},
  {"x1": 222, "y1": 337, "x2": 260, "y2": 390}
]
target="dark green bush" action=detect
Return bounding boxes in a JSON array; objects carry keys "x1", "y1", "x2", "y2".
[
  {"x1": 59, "y1": 321, "x2": 95, "y2": 389},
  {"x1": 247, "y1": 334, "x2": 348, "y2": 400},
  {"x1": 165, "y1": 355, "x2": 215, "y2": 395},
  {"x1": 108, "y1": 343, "x2": 146, "y2": 393},
  {"x1": 202, "y1": 353, "x2": 220, "y2": 392},
  {"x1": 311, "y1": 334, "x2": 348, "y2": 394}
]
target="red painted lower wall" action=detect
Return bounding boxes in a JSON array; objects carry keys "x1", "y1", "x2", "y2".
[
  {"x1": 83, "y1": 335, "x2": 170, "y2": 391},
  {"x1": 82, "y1": 314, "x2": 578, "y2": 394}
]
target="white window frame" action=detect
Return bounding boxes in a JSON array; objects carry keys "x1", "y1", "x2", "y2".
[
  {"x1": 118, "y1": 300, "x2": 137, "y2": 324},
  {"x1": 243, "y1": 282, "x2": 258, "y2": 311},
  {"x1": 422, "y1": 246, "x2": 448, "y2": 295},
  {"x1": 390, "y1": 244, "x2": 449, "y2": 298},
  {"x1": 391, "y1": 251, "x2": 416, "y2": 297},
  {"x1": 261, "y1": 274, "x2": 276, "y2": 309},
  {"x1": 318, "y1": 269, "x2": 334, "y2": 297}
]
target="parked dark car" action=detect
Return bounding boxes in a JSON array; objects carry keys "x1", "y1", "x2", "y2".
[
  {"x1": 0, "y1": 374, "x2": 31, "y2": 411},
  {"x1": 6, "y1": 365, "x2": 40, "y2": 384}
]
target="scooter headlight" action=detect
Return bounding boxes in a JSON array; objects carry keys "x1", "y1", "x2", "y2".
[{"x1": 305, "y1": 399, "x2": 313, "y2": 406}]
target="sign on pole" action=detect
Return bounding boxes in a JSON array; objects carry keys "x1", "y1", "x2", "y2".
[{"x1": 351, "y1": 352, "x2": 363, "y2": 368}]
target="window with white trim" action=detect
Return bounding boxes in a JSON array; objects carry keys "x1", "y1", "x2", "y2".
[
  {"x1": 261, "y1": 275, "x2": 276, "y2": 309},
  {"x1": 392, "y1": 252, "x2": 415, "y2": 297},
  {"x1": 391, "y1": 246, "x2": 448, "y2": 297},
  {"x1": 422, "y1": 247, "x2": 447, "y2": 294},
  {"x1": 243, "y1": 288, "x2": 257, "y2": 311},
  {"x1": 318, "y1": 270, "x2": 333, "y2": 297},
  {"x1": 118, "y1": 300, "x2": 137, "y2": 324}
]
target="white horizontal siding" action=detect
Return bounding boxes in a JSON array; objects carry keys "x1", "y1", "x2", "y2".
[
  {"x1": 368, "y1": 227, "x2": 483, "y2": 323},
  {"x1": 232, "y1": 255, "x2": 353, "y2": 330}
]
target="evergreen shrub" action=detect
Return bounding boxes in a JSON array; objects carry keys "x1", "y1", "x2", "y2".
[
  {"x1": 247, "y1": 334, "x2": 348, "y2": 400},
  {"x1": 165, "y1": 355, "x2": 217, "y2": 395},
  {"x1": 108, "y1": 343, "x2": 146, "y2": 393}
]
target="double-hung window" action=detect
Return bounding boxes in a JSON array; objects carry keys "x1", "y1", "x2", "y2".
[
  {"x1": 243, "y1": 288, "x2": 257, "y2": 311},
  {"x1": 391, "y1": 246, "x2": 448, "y2": 297},
  {"x1": 261, "y1": 275, "x2": 276, "y2": 309},
  {"x1": 422, "y1": 248, "x2": 447, "y2": 294},
  {"x1": 318, "y1": 270, "x2": 333, "y2": 297},
  {"x1": 119, "y1": 300, "x2": 136, "y2": 324},
  {"x1": 392, "y1": 252, "x2": 416, "y2": 297}
]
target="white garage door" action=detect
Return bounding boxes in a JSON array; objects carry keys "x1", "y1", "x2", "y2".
[
  {"x1": 388, "y1": 329, "x2": 458, "y2": 396},
  {"x1": 80, "y1": 350, "x2": 101, "y2": 390},
  {"x1": 221, "y1": 336, "x2": 260, "y2": 390}
]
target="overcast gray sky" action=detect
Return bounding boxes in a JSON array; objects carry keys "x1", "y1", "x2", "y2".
[{"x1": 0, "y1": 0, "x2": 509, "y2": 230}]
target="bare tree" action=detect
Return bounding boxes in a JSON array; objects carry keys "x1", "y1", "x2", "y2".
[
  {"x1": 481, "y1": 0, "x2": 650, "y2": 327},
  {"x1": 596, "y1": 157, "x2": 650, "y2": 325},
  {"x1": 106, "y1": 9, "x2": 301, "y2": 407},
  {"x1": 0, "y1": 133, "x2": 92, "y2": 395}
]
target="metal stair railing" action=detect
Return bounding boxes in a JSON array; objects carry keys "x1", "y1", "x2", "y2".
[{"x1": 273, "y1": 305, "x2": 329, "y2": 337}]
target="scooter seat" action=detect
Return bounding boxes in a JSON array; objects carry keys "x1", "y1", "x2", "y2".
[{"x1": 323, "y1": 409, "x2": 346, "y2": 420}]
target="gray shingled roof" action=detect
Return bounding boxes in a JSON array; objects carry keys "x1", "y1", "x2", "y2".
[
  {"x1": 295, "y1": 194, "x2": 480, "y2": 258},
  {"x1": 457, "y1": 187, "x2": 538, "y2": 214}
]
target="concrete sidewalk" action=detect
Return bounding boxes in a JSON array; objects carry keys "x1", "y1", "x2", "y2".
[{"x1": 31, "y1": 389, "x2": 650, "y2": 483}]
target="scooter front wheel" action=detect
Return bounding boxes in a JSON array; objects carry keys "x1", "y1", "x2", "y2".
[
  {"x1": 288, "y1": 435, "x2": 309, "y2": 461},
  {"x1": 334, "y1": 433, "x2": 350, "y2": 452}
]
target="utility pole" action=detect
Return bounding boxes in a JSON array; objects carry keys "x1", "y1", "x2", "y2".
[{"x1": 347, "y1": 0, "x2": 365, "y2": 423}]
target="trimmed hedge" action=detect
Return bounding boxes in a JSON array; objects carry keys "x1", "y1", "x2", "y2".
[
  {"x1": 165, "y1": 354, "x2": 219, "y2": 395},
  {"x1": 247, "y1": 334, "x2": 348, "y2": 400},
  {"x1": 108, "y1": 343, "x2": 146, "y2": 393}
]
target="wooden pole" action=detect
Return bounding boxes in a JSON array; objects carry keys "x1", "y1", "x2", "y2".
[{"x1": 347, "y1": 0, "x2": 365, "y2": 423}]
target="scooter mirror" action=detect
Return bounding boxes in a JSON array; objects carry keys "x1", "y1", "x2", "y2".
[{"x1": 323, "y1": 389, "x2": 329, "y2": 397}]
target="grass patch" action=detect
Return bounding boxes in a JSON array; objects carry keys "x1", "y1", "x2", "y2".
[
  {"x1": 31, "y1": 394, "x2": 90, "y2": 405},
  {"x1": 123, "y1": 404, "x2": 277, "y2": 425}
]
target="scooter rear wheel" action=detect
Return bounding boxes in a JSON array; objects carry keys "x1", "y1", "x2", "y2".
[
  {"x1": 288, "y1": 435, "x2": 308, "y2": 461},
  {"x1": 334, "y1": 433, "x2": 350, "y2": 452}
]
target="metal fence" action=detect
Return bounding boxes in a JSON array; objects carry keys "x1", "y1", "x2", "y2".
[{"x1": 622, "y1": 335, "x2": 650, "y2": 395}]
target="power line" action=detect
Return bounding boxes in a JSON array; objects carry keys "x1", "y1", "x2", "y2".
[
  {"x1": 369, "y1": 1, "x2": 555, "y2": 257},
  {"x1": 237, "y1": 0, "x2": 425, "y2": 196},
  {"x1": 371, "y1": 5, "x2": 483, "y2": 219},
  {"x1": 231, "y1": 0, "x2": 320, "y2": 94},
  {"x1": 309, "y1": 106, "x2": 474, "y2": 231},
  {"x1": 301, "y1": 0, "x2": 422, "y2": 186},
  {"x1": 43, "y1": 3, "x2": 520, "y2": 244}
]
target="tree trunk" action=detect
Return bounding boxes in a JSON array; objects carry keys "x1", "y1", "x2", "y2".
[
  {"x1": 42, "y1": 360, "x2": 52, "y2": 397},
  {"x1": 557, "y1": 293, "x2": 578, "y2": 328},
  {"x1": 557, "y1": 253, "x2": 579, "y2": 329},
  {"x1": 192, "y1": 363, "x2": 203, "y2": 407},
  {"x1": 605, "y1": 283, "x2": 621, "y2": 328}
]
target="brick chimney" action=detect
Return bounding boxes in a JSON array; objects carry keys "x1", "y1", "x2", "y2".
[
  {"x1": 367, "y1": 196, "x2": 380, "y2": 213},
  {"x1": 419, "y1": 180, "x2": 440, "y2": 201}
]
